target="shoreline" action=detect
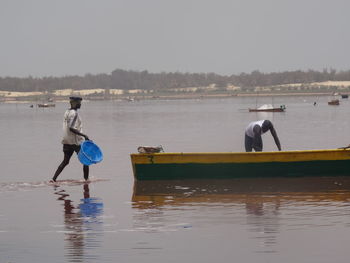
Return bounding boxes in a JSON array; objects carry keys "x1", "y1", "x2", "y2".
[
  {"x1": 1, "y1": 80, "x2": 349, "y2": 102},
  {"x1": 0, "y1": 91, "x2": 339, "y2": 103}
]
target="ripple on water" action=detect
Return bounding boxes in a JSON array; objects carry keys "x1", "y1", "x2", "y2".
[{"x1": 0, "y1": 178, "x2": 109, "y2": 192}]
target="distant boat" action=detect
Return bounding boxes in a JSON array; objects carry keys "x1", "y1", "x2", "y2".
[
  {"x1": 37, "y1": 103, "x2": 55, "y2": 108},
  {"x1": 328, "y1": 99, "x2": 339, "y2": 105},
  {"x1": 125, "y1": 97, "x2": 134, "y2": 102},
  {"x1": 341, "y1": 94, "x2": 348, "y2": 99},
  {"x1": 249, "y1": 104, "x2": 286, "y2": 112}
]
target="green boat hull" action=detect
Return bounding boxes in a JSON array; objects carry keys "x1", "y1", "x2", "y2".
[{"x1": 134, "y1": 159, "x2": 350, "y2": 180}]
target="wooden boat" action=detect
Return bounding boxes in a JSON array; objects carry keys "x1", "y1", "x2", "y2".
[
  {"x1": 37, "y1": 103, "x2": 55, "y2": 108},
  {"x1": 130, "y1": 149, "x2": 350, "y2": 180},
  {"x1": 249, "y1": 104, "x2": 286, "y2": 112},
  {"x1": 328, "y1": 99, "x2": 339, "y2": 105}
]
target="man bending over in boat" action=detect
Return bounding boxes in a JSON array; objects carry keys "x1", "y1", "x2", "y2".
[{"x1": 245, "y1": 120, "x2": 281, "y2": 152}]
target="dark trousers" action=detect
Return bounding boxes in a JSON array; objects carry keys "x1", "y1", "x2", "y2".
[
  {"x1": 245, "y1": 134, "x2": 262, "y2": 152},
  {"x1": 53, "y1": 144, "x2": 89, "y2": 181}
]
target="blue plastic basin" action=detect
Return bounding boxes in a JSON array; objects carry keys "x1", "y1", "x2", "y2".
[{"x1": 78, "y1": 140, "x2": 103, "y2": 166}]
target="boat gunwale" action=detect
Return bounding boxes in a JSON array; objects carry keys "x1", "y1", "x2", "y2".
[{"x1": 131, "y1": 149, "x2": 350, "y2": 165}]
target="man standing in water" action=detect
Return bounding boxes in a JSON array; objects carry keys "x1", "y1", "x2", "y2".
[
  {"x1": 245, "y1": 120, "x2": 281, "y2": 152},
  {"x1": 52, "y1": 96, "x2": 90, "y2": 182}
]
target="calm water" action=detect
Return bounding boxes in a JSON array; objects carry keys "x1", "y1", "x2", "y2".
[{"x1": 1, "y1": 96, "x2": 350, "y2": 262}]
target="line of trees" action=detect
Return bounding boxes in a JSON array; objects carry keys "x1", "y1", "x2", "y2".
[{"x1": 1, "y1": 69, "x2": 350, "y2": 92}]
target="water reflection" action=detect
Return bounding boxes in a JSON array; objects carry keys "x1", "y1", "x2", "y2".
[
  {"x1": 54, "y1": 183, "x2": 104, "y2": 262},
  {"x1": 133, "y1": 177, "x2": 350, "y2": 205},
  {"x1": 132, "y1": 177, "x2": 350, "y2": 252}
]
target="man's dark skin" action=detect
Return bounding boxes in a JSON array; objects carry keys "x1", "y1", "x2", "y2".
[
  {"x1": 52, "y1": 100, "x2": 90, "y2": 182},
  {"x1": 246, "y1": 120, "x2": 281, "y2": 152}
]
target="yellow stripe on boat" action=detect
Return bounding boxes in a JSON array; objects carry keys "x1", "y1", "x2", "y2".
[{"x1": 131, "y1": 149, "x2": 350, "y2": 164}]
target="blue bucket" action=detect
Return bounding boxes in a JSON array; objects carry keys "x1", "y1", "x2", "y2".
[{"x1": 78, "y1": 140, "x2": 103, "y2": 166}]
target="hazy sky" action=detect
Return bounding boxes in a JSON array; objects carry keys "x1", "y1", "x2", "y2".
[{"x1": 1, "y1": 0, "x2": 349, "y2": 77}]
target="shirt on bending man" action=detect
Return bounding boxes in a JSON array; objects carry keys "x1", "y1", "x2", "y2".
[{"x1": 244, "y1": 120, "x2": 281, "y2": 152}]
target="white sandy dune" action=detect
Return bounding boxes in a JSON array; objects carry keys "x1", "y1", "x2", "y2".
[{"x1": 1, "y1": 81, "x2": 350, "y2": 99}]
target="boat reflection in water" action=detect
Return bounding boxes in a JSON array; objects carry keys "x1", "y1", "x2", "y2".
[
  {"x1": 133, "y1": 177, "x2": 350, "y2": 206},
  {"x1": 132, "y1": 177, "x2": 350, "y2": 253}
]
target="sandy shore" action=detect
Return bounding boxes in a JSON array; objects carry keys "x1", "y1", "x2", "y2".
[{"x1": 1, "y1": 80, "x2": 349, "y2": 102}]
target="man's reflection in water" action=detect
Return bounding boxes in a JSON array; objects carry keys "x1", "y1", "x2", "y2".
[
  {"x1": 132, "y1": 180, "x2": 282, "y2": 252},
  {"x1": 245, "y1": 196, "x2": 281, "y2": 253},
  {"x1": 54, "y1": 183, "x2": 104, "y2": 262}
]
